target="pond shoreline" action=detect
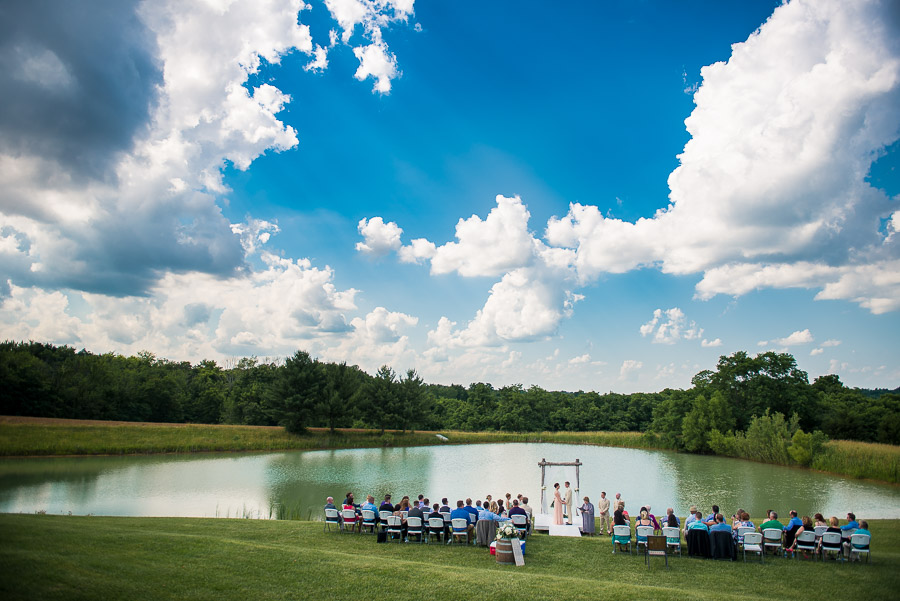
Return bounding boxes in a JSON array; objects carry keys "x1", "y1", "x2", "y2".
[{"x1": 1, "y1": 416, "x2": 897, "y2": 485}]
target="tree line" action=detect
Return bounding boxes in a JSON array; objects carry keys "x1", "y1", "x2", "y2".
[{"x1": 2, "y1": 342, "x2": 898, "y2": 453}]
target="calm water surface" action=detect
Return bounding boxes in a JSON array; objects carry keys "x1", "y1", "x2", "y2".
[{"x1": 0, "y1": 443, "x2": 896, "y2": 519}]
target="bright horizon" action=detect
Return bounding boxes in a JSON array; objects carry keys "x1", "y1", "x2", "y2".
[{"x1": 1, "y1": 0, "x2": 898, "y2": 393}]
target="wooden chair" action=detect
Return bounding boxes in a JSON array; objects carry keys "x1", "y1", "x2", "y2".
[{"x1": 645, "y1": 535, "x2": 668, "y2": 568}]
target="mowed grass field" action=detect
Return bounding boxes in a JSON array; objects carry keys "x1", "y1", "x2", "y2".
[{"x1": 1, "y1": 514, "x2": 898, "y2": 601}]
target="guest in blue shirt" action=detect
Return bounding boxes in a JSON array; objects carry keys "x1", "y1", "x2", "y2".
[
  {"x1": 784, "y1": 510, "x2": 803, "y2": 532},
  {"x1": 709, "y1": 514, "x2": 732, "y2": 533},
  {"x1": 478, "y1": 501, "x2": 510, "y2": 522},
  {"x1": 450, "y1": 500, "x2": 475, "y2": 537},
  {"x1": 841, "y1": 512, "x2": 860, "y2": 532},
  {"x1": 688, "y1": 511, "x2": 709, "y2": 531},
  {"x1": 464, "y1": 498, "x2": 479, "y2": 522}
]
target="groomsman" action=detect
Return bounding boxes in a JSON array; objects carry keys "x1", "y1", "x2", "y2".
[
  {"x1": 597, "y1": 491, "x2": 611, "y2": 535},
  {"x1": 564, "y1": 481, "x2": 574, "y2": 525}
]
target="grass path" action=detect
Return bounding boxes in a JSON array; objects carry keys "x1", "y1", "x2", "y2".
[{"x1": 2, "y1": 514, "x2": 898, "y2": 601}]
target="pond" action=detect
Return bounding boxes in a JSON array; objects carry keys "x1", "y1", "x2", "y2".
[{"x1": 0, "y1": 443, "x2": 897, "y2": 520}]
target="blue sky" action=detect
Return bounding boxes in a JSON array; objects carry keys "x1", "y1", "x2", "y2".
[{"x1": 1, "y1": 0, "x2": 898, "y2": 393}]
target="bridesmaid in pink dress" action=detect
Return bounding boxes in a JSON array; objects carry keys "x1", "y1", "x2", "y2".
[{"x1": 552, "y1": 483, "x2": 564, "y2": 525}]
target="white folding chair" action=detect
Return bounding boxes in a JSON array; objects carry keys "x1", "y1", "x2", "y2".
[
  {"x1": 450, "y1": 518, "x2": 471, "y2": 545},
  {"x1": 511, "y1": 514, "x2": 529, "y2": 538},
  {"x1": 662, "y1": 527, "x2": 682, "y2": 556},
  {"x1": 743, "y1": 532, "x2": 764, "y2": 562},
  {"x1": 635, "y1": 526, "x2": 654, "y2": 554},
  {"x1": 324, "y1": 508, "x2": 342, "y2": 533},
  {"x1": 820, "y1": 531, "x2": 843, "y2": 561},
  {"x1": 379, "y1": 510, "x2": 392, "y2": 531},
  {"x1": 794, "y1": 530, "x2": 817, "y2": 560},
  {"x1": 360, "y1": 509, "x2": 377, "y2": 534},
  {"x1": 848, "y1": 533, "x2": 870, "y2": 563},
  {"x1": 762, "y1": 528, "x2": 783, "y2": 557},
  {"x1": 428, "y1": 517, "x2": 445, "y2": 543},
  {"x1": 612, "y1": 525, "x2": 632, "y2": 554},
  {"x1": 814, "y1": 525, "x2": 827, "y2": 540},
  {"x1": 341, "y1": 508, "x2": 358, "y2": 533},
  {"x1": 736, "y1": 526, "x2": 755, "y2": 548},
  {"x1": 406, "y1": 516, "x2": 425, "y2": 543},
  {"x1": 386, "y1": 515, "x2": 403, "y2": 542}
]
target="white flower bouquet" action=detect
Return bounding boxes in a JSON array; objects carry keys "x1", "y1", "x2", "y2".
[{"x1": 496, "y1": 522, "x2": 519, "y2": 541}]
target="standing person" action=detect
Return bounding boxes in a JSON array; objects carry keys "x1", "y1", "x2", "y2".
[
  {"x1": 552, "y1": 483, "x2": 564, "y2": 525},
  {"x1": 580, "y1": 497, "x2": 596, "y2": 535},
  {"x1": 598, "y1": 491, "x2": 611, "y2": 535},
  {"x1": 564, "y1": 481, "x2": 574, "y2": 525}
]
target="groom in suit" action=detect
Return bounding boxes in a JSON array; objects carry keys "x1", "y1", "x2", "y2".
[{"x1": 564, "y1": 481, "x2": 574, "y2": 525}]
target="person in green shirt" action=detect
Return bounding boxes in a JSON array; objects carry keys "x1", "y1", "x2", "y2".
[{"x1": 759, "y1": 510, "x2": 784, "y2": 531}]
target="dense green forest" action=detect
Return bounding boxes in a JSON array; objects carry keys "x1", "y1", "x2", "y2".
[{"x1": 2, "y1": 341, "x2": 898, "y2": 462}]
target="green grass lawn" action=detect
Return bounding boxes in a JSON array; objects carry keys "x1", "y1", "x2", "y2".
[{"x1": 1, "y1": 514, "x2": 898, "y2": 601}]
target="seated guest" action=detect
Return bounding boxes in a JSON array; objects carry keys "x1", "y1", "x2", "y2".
[
  {"x1": 342, "y1": 492, "x2": 357, "y2": 508},
  {"x1": 688, "y1": 511, "x2": 709, "y2": 531},
  {"x1": 734, "y1": 511, "x2": 755, "y2": 542},
  {"x1": 844, "y1": 519, "x2": 871, "y2": 559},
  {"x1": 450, "y1": 500, "x2": 475, "y2": 537},
  {"x1": 361, "y1": 495, "x2": 378, "y2": 523},
  {"x1": 645, "y1": 505, "x2": 661, "y2": 531},
  {"x1": 508, "y1": 498, "x2": 529, "y2": 529},
  {"x1": 665, "y1": 508, "x2": 679, "y2": 528},
  {"x1": 407, "y1": 500, "x2": 426, "y2": 523},
  {"x1": 786, "y1": 515, "x2": 813, "y2": 553},
  {"x1": 613, "y1": 503, "x2": 627, "y2": 527},
  {"x1": 521, "y1": 497, "x2": 533, "y2": 520},
  {"x1": 417, "y1": 494, "x2": 425, "y2": 509},
  {"x1": 709, "y1": 514, "x2": 731, "y2": 533},
  {"x1": 759, "y1": 511, "x2": 783, "y2": 532},
  {"x1": 479, "y1": 501, "x2": 510, "y2": 522},
  {"x1": 820, "y1": 516, "x2": 842, "y2": 554},
  {"x1": 475, "y1": 500, "x2": 484, "y2": 511},
  {"x1": 439, "y1": 498, "x2": 452, "y2": 513},
  {"x1": 341, "y1": 498, "x2": 359, "y2": 532},
  {"x1": 464, "y1": 498, "x2": 479, "y2": 523},
  {"x1": 704, "y1": 505, "x2": 720, "y2": 527},
  {"x1": 814, "y1": 513, "x2": 827, "y2": 527},
  {"x1": 497, "y1": 499, "x2": 505, "y2": 515},
  {"x1": 428, "y1": 503, "x2": 445, "y2": 541},
  {"x1": 783, "y1": 509, "x2": 803, "y2": 549},
  {"x1": 393, "y1": 498, "x2": 410, "y2": 521},
  {"x1": 324, "y1": 496, "x2": 339, "y2": 512},
  {"x1": 380, "y1": 494, "x2": 394, "y2": 513},
  {"x1": 842, "y1": 512, "x2": 859, "y2": 532},
  {"x1": 683, "y1": 505, "x2": 698, "y2": 536}
]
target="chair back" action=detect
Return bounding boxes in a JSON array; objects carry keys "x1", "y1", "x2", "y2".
[
  {"x1": 324, "y1": 508, "x2": 340, "y2": 521},
  {"x1": 742, "y1": 532, "x2": 762, "y2": 547},
  {"x1": 647, "y1": 535, "x2": 667, "y2": 552},
  {"x1": 762, "y1": 528, "x2": 782, "y2": 543},
  {"x1": 796, "y1": 530, "x2": 816, "y2": 543},
  {"x1": 401, "y1": 511, "x2": 409, "y2": 519},
  {"x1": 662, "y1": 527, "x2": 680, "y2": 542},
  {"x1": 511, "y1": 514, "x2": 527, "y2": 526},
  {"x1": 406, "y1": 516, "x2": 423, "y2": 532},
  {"x1": 341, "y1": 508, "x2": 357, "y2": 523},
  {"x1": 636, "y1": 525, "x2": 653, "y2": 540},
  {"x1": 361, "y1": 510, "x2": 376, "y2": 523},
  {"x1": 737, "y1": 526, "x2": 754, "y2": 537},
  {"x1": 451, "y1": 518, "x2": 468, "y2": 532},
  {"x1": 842, "y1": 528, "x2": 857, "y2": 539},
  {"x1": 849, "y1": 533, "x2": 870, "y2": 549},
  {"x1": 428, "y1": 517, "x2": 445, "y2": 530},
  {"x1": 379, "y1": 510, "x2": 392, "y2": 521},
  {"x1": 441, "y1": 512, "x2": 452, "y2": 523},
  {"x1": 821, "y1": 532, "x2": 842, "y2": 548},
  {"x1": 814, "y1": 525, "x2": 827, "y2": 537},
  {"x1": 613, "y1": 525, "x2": 631, "y2": 537}
]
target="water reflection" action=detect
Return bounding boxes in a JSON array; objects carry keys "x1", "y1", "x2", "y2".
[{"x1": 0, "y1": 443, "x2": 896, "y2": 519}]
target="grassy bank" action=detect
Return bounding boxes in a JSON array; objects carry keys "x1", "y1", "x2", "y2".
[
  {"x1": 814, "y1": 440, "x2": 900, "y2": 483},
  {"x1": 1, "y1": 514, "x2": 898, "y2": 601},
  {"x1": 2, "y1": 417, "x2": 898, "y2": 484},
  {"x1": 0, "y1": 416, "x2": 655, "y2": 456}
]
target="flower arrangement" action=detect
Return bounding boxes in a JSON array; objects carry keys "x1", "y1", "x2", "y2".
[{"x1": 496, "y1": 522, "x2": 519, "y2": 541}]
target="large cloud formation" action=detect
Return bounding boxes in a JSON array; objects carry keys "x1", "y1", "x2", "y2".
[
  {"x1": 0, "y1": 0, "x2": 416, "y2": 361},
  {"x1": 363, "y1": 0, "x2": 900, "y2": 368}
]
